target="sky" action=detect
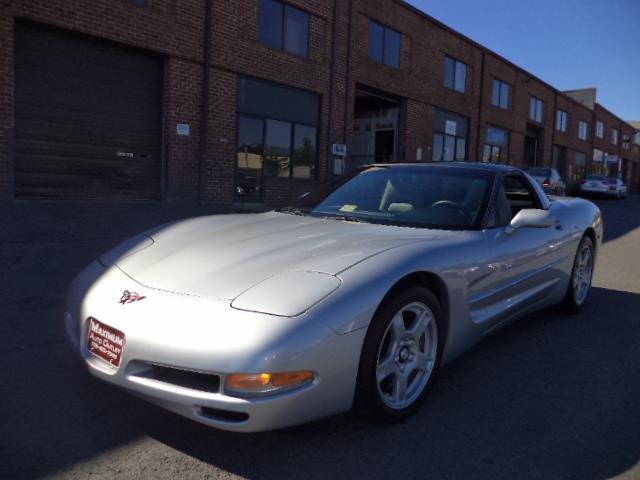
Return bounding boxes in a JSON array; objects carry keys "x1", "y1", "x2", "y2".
[{"x1": 406, "y1": 0, "x2": 640, "y2": 121}]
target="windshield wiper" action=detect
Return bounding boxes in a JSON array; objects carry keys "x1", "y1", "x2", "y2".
[
  {"x1": 326, "y1": 215, "x2": 371, "y2": 224},
  {"x1": 276, "y1": 206, "x2": 308, "y2": 216}
]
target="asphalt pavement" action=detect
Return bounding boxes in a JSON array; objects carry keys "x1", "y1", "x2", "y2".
[{"x1": 1, "y1": 196, "x2": 639, "y2": 480}]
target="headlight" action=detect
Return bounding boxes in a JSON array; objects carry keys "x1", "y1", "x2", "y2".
[
  {"x1": 225, "y1": 371, "x2": 314, "y2": 398},
  {"x1": 231, "y1": 271, "x2": 341, "y2": 317},
  {"x1": 99, "y1": 235, "x2": 154, "y2": 267}
]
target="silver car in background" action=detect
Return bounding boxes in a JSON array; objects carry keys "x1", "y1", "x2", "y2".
[
  {"x1": 525, "y1": 167, "x2": 566, "y2": 195},
  {"x1": 579, "y1": 175, "x2": 627, "y2": 199},
  {"x1": 65, "y1": 163, "x2": 602, "y2": 432}
]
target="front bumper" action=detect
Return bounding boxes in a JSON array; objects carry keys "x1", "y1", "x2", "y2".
[
  {"x1": 65, "y1": 261, "x2": 365, "y2": 432},
  {"x1": 580, "y1": 186, "x2": 613, "y2": 195}
]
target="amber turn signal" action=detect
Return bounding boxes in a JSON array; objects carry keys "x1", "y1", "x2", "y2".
[{"x1": 225, "y1": 371, "x2": 314, "y2": 397}]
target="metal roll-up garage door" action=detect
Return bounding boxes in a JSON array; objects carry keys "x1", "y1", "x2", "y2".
[{"x1": 14, "y1": 22, "x2": 163, "y2": 199}]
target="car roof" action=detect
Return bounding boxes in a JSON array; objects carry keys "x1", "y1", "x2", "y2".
[{"x1": 371, "y1": 162, "x2": 521, "y2": 174}]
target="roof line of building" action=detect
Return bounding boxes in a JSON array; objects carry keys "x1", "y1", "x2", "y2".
[{"x1": 395, "y1": 0, "x2": 636, "y2": 132}]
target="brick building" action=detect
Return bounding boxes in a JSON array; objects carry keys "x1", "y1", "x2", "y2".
[{"x1": 0, "y1": 0, "x2": 638, "y2": 207}]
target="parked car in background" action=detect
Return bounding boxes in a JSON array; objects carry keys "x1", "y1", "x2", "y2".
[
  {"x1": 525, "y1": 167, "x2": 566, "y2": 196},
  {"x1": 579, "y1": 176, "x2": 627, "y2": 199}
]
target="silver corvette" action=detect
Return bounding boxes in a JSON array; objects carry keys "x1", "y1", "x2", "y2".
[{"x1": 65, "y1": 163, "x2": 603, "y2": 432}]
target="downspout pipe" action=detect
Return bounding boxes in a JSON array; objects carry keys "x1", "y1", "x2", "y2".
[{"x1": 199, "y1": 0, "x2": 213, "y2": 205}]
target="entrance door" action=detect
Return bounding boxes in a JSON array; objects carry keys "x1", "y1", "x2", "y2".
[
  {"x1": 375, "y1": 130, "x2": 395, "y2": 163},
  {"x1": 524, "y1": 136, "x2": 538, "y2": 167},
  {"x1": 552, "y1": 145, "x2": 567, "y2": 177}
]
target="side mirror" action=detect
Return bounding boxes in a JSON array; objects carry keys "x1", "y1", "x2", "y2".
[{"x1": 505, "y1": 208, "x2": 554, "y2": 234}]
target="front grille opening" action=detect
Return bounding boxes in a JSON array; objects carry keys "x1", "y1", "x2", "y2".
[
  {"x1": 137, "y1": 364, "x2": 220, "y2": 393},
  {"x1": 200, "y1": 407, "x2": 249, "y2": 423}
]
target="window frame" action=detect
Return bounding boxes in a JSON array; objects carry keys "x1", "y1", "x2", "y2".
[
  {"x1": 556, "y1": 109, "x2": 568, "y2": 132},
  {"x1": 491, "y1": 78, "x2": 510, "y2": 110},
  {"x1": 236, "y1": 113, "x2": 319, "y2": 182},
  {"x1": 483, "y1": 125, "x2": 510, "y2": 164},
  {"x1": 259, "y1": 0, "x2": 310, "y2": 58},
  {"x1": 529, "y1": 97, "x2": 544, "y2": 123},
  {"x1": 444, "y1": 55, "x2": 468, "y2": 94},
  {"x1": 368, "y1": 20, "x2": 401, "y2": 68},
  {"x1": 578, "y1": 120, "x2": 589, "y2": 141},
  {"x1": 596, "y1": 120, "x2": 604, "y2": 138}
]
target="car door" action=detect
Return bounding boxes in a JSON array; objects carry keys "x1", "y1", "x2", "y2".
[{"x1": 467, "y1": 172, "x2": 568, "y2": 332}]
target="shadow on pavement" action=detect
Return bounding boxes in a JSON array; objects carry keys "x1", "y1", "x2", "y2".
[{"x1": 589, "y1": 195, "x2": 640, "y2": 243}]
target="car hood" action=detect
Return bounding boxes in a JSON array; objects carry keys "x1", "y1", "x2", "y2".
[{"x1": 114, "y1": 211, "x2": 460, "y2": 300}]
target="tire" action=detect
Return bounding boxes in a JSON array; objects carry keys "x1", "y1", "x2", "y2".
[
  {"x1": 354, "y1": 286, "x2": 443, "y2": 421},
  {"x1": 560, "y1": 236, "x2": 594, "y2": 313}
]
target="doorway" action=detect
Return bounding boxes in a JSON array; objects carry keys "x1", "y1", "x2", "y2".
[
  {"x1": 352, "y1": 86, "x2": 402, "y2": 169},
  {"x1": 524, "y1": 126, "x2": 543, "y2": 167}
]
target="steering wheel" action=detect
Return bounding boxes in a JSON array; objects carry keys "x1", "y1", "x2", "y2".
[{"x1": 430, "y1": 200, "x2": 474, "y2": 224}]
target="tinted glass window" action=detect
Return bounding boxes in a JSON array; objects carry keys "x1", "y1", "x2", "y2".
[
  {"x1": 284, "y1": 5, "x2": 309, "y2": 57},
  {"x1": 236, "y1": 116, "x2": 265, "y2": 196},
  {"x1": 445, "y1": 56, "x2": 466, "y2": 93},
  {"x1": 368, "y1": 21, "x2": 384, "y2": 62},
  {"x1": 259, "y1": 0, "x2": 308, "y2": 57},
  {"x1": 259, "y1": 0, "x2": 284, "y2": 49},
  {"x1": 491, "y1": 79, "x2": 509, "y2": 109},
  {"x1": 503, "y1": 175, "x2": 538, "y2": 216},
  {"x1": 530, "y1": 97, "x2": 544, "y2": 123},
  {"x1": 292, "y1": 166, "x2": 493, "y2": 230},
  {"x1": 486, "y1": 126, "x2": 509, "y2": 146},
  {"x1": 369, "y1": 21, "x2": 400, "y2": 68},
  {"x1": 384, "y1": 28, "x2": 401, "y2": 68},
  {"x1": 455, "y1": 61, "x2": 467, "y2": 92},
  {"x1": 264, "y1": 119, "x2": 291, "y2": 178},
  {"x1": 292, "y1": 124, "x2": 316, "y2": 179},
  {"x1": 238, "y1": 77, "x2": 319, "y2": 126}
]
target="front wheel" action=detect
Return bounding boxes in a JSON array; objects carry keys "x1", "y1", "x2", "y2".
[
  {"x1": 560, "y1": 236, "x2": 594, "y2": 313},
  {"x1": 354, "y1": 286, "x2": 443, "y2": 421}
]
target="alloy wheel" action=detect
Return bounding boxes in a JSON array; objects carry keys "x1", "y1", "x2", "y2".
[{"x1": 375, "y1": 302, "x2": 438, "y2": 410}]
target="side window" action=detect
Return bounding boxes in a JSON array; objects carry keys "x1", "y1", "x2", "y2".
[
  {"x1": 491, "y1": 181, "x2": 514, "y2": 228},
  {"x1": 502, "y1": 174, "x2": 540, "y2": 217}
]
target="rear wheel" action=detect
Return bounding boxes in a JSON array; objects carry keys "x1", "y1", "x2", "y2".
[
  {"x1": 354, "y1": 286, "x2": 443, "y2": 421},
  {"x1": 560, "y1": 236, "x2": 594, "y2": 313}
]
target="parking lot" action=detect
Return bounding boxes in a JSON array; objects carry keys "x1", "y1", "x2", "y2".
[{"x1": 1, "y1": 196, "x2": 639, "y2": 480}]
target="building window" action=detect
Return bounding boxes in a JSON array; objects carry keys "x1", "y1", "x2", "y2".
[
  {"x1": 623, "y1": 134, "x2": 630, "y2": 150},
  {"x1": 491, "y1": 79, "x2": 510, "y2": 109},
  {"x1": 578, "y1": 121, "x2": 589, "y2": 141},
  {"x1": 432, "y1": 110, "x2": 468, "y2": 162},
  {"x1": 444, "y1": 56, "x2": 467, "y2": 93},
  {"x1": 556, "y1": 110, "x2": 568, "y2": 132},
  {"x1": 529, "y1": 97, "x2": 544, "y2": 123},
  {"x1": 612, "y1": 128, "x2": 619, "y2": 145},
  {"x1": 483, "y1": 126, "x2": 509, "y2": 163},
  {"x1": 596, "y1": 120, "x2": 604, "y2": 138},
  {"x1": 259, "y1": 0, "x2": 309, "y2": 57},
  {"x1": 368, "y1": 21, "x2": 401, "y2": 68},
  {"x1": 236, "y1": 77, "x2": 319, "y2": 198}
]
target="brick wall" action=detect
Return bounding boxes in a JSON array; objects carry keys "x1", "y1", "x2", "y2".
[
  {"x1": 0, "y1": 0, "x2": 638, "y2": 203},
  {"x1": 0, "y1": 11, "x2": 13, "y2": 201}
]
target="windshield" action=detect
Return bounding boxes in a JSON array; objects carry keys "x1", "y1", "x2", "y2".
[
  {"x1": 525, "y1": 167, "x2": 550, "y2": 177},
  {"x1": 286, "y1": 166, "x2": 494, "y2": 229},
  {"x1": 587, "y1": 175, "x2": 606, "y2": 181}
]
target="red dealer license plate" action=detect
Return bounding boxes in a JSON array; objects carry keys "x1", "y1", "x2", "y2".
[{"x1": 87, "y1": 317, "x2": 126, "y2": 368}]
